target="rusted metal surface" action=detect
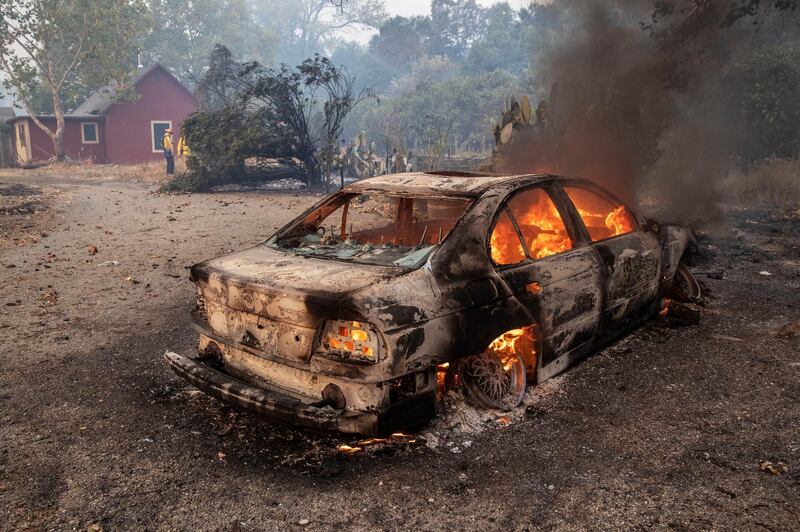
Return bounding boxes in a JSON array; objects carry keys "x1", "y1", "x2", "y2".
[
  {"x1": 345, "y1": 171, "x2": 522, "y2": 197},
  {"x1": 165, "y1": 172, "x2": 695, "y2": 435}
]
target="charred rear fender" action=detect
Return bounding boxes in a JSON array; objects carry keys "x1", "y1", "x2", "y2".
[{"x1": 656, "y1": 224, "x2": 694, "y2": 294}]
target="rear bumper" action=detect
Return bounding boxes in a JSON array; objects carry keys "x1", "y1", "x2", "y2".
[{"x1": 164, "y1": 351, "x2": 436, "y2": 435}]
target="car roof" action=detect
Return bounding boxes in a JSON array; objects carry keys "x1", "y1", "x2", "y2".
[{"x1": 344, "y1": 171, "x2": 557, "y2": 198}]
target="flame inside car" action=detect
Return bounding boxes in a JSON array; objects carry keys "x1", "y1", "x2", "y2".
[{"x1": 489, "y1": 186, "x2": 636, "y2": 264}]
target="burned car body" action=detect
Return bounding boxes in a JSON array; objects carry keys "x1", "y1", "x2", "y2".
[{"x1": 165, "y1": 172, "x2": 695, "y2": 435}]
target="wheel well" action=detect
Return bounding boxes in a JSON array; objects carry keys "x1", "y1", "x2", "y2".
[{"x1": 467, "y1": 323, "x2": 540, "y2": 378}]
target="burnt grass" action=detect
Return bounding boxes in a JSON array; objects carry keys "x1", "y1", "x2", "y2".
[{"x1": 0, "y1": 173, "x2": 798, "y2": 530}]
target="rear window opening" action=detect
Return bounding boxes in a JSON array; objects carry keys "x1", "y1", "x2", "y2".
[
  {"x1": 563, "y1": 186, "x2": 636, "y2": 241},
  {"x1": 269, "y1": 193, "x2": 472, "y2": 267}
]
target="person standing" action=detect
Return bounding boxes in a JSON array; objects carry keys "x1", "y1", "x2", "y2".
[
  {"x1": 176, "y1": 134, "x2": 190, "y2": 158},
  {"x1": 176, "y1": 133, "x2": 190, "y2": 171},
  {"x1": 163, "y1": 128, "x2": 175, "y2": 175}
]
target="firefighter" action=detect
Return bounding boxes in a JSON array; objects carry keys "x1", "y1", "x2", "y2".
[
  {"x1": 176, "y1": 134, "x2": 190, "y2": 158},
  {"x1": 175, "y1": 134, "x2": 190, "y2": 172},
  {"x1": 162, "y1": 128, "x2": 175, "y2": 175}
]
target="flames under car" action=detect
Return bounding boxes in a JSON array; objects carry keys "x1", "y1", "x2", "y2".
[{"x1": 165, "y1": 172, "x2": 698, "y2": 435}]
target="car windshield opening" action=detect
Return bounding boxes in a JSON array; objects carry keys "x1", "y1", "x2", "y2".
[{"x1": 269, "y1": 193, "x2": 472, "y2": 267}]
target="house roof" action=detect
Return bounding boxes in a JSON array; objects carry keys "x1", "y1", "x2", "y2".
[
  {"x1": 72, "y1": 63, "x2": 194, "y2": 116},
  {"x1": 0, "y1": 107, "x2": 15, "y2": 120},
  {"x1": 9, "y1": 114, "x2": 101, "y2": 122}
]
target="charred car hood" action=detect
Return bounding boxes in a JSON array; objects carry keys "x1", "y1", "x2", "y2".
[{"x1": 191, "y1": 244, "x2": 417, "y2": 328}]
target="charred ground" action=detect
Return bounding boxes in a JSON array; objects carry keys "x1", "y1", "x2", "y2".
[{"x1": 0, "y1": 172, "x2": 798, "y2": 530}]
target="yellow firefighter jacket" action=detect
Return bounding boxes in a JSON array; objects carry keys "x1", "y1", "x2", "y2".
[{"x1": 176, "y1": 136, "x2": 190, "y2": 157}]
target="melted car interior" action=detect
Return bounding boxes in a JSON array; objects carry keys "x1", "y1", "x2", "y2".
[{"x1": 271, "y1": 193, "x2": 471, "y2": 267}]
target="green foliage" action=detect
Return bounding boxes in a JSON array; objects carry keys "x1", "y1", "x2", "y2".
[
  {"x1": 369, "y1": 15, "x2": 434, "y2": 68},
  {"x1": 0, "y1": 0, "x2": 148, "y2": 158},
  {"x1": 348, "y1": 68, "x2": 522, "y2": 155},
  {"x1": 330, "y1": 42, "x2": 394, "y2": 93},
  {"x1": 335, "y1": 2, "x2": 558, "y2": 155},
  {"x1": 166, "y1": 45, "x2": 368, "y2": 191},
  {"x1": 142, "y1": 0, "x2": 276, "y2": 84},
  {"x1": 253, "y1": 0, "x2": 388, "y2": 65},
  {"x1": 429, "y1": 0, "x2": 487, "y2": 60},
  {"x1": 722, "y1": 46, "x2": 800, "y2": 163},
  {"x1": 25, "y1": 81, "x2": 88, "y2": 115},
  {"x1": 166, "y1": 106, "x2": 256, "y2": 191}
]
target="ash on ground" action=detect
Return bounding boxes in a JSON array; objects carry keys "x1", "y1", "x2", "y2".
[{"x1": 420, "y1": 377, "x2": 565, "y2": 452}]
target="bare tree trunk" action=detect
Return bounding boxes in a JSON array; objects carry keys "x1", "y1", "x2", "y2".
[
  {"x1": 51, "y1": 85, "x2": 67, "y2": 162},
  {"x1": 17, "y1": 78, "x2": 66, "y2": 162}
]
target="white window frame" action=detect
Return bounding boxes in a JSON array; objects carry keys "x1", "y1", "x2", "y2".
[
  {"x1": 80, "y1": 122, "x2": 99, "y2": 144},
  {"x1": 151, "y1": 120, "x2": 173, "y2": 153}
]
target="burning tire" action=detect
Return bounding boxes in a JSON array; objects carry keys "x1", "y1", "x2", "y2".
[
  {"x1": 459, "y1": 349, "x2": 527, "y2": 410},
  {"x1": 668, "y1": 262, "x2": 702, "y2": 303}
]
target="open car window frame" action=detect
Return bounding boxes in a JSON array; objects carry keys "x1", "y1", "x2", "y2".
[
  {"x1": 487, "y1": 183, "x2": 580, "y2": 268},
  {"x1": 267, "y1": 191, "x2": 474, "y2": 269},
  {"x1": 557, "y1": 181, "x2": 640, "y2": 244}
]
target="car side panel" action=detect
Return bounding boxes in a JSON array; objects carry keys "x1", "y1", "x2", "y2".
[
  {"x1": 497, "y1": 247, "x2": 604, "y2": 368},
  {"x1": 591, "y1": 231, "x2": 662, "y2": 324}
]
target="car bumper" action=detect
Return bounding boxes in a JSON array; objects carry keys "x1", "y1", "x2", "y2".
[
  {"x1": 165, "y1": 351, "x2": 437, "y2": 435},
  {"x1": 164, "y1": 350, "x2": 381, "y2": 434}
]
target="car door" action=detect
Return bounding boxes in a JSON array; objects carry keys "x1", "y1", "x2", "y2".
[
  {"x1": 558, "y1": 182, "x2": 662, "y2": 325},
  {"x1": 488, "y1": 184, "x2": 604, "y2": 381}
]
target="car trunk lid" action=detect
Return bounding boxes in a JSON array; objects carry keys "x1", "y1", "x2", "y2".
[{"x1": 191, "y1": 245, "x2": 401, "y2": 362}]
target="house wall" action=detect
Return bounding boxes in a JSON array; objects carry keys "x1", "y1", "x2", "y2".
[
  {"x1": 104, "y1": 68, "x2": 196, "y2": 164},
  {"x1": 15, "y1": 118, "x2": 105, "y2": 163}
]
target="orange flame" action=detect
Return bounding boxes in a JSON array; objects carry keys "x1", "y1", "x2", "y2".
[
  {"x1": 605, "y1": 205, "x2": 636, "y2": 235},
  {"x1": 487, "y1": 327, "x2": 536, "y2": 370},
  {"x1": 513, "y1": 197, "x2": 572, "y2": 259},
  {"x1": 490, "y1": 193, "x2": 635, "y2": 265}
]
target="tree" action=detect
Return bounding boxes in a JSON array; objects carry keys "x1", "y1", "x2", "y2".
[
  {"x1": 369, "y1": 15, "x2": 433, "y2": 68},
  {"x1": 329, "y1": 41, "x2": 394, "y2": 92},
  {"x1": 182, "y1": 45, "x2": 370, "y2": 189},
  {"x1": 387, "y1": 54, "x2": 455, "y2": 96},
  {"x1": 465, "y1": 3, "x2": 529, "y2": 74},
  {"x1": 645, "y1": 0, "x2": 799, "y2": 89},
  {"x1": 429, "y1": 0, "x2": 487, "y2": 59},
  {"x1": 0, "y1": 0, "x2": 147, "y2": 161},
  {"x1": 253, "y1": 0, "x2": 387, "y2": 64},
  {"x1": 347, "y1": 67, "x2": 522, "y2": 155},
  {"x1": 142, "y1": 0, "x2": 276, "y2": 84},
  {"x1": 721, "y1": 46, "x2": 800, "y2": 163}
]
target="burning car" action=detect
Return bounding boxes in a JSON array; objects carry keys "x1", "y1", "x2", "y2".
[{"x1": 165, "y1": 172, "x2": 698, "y2": 435}]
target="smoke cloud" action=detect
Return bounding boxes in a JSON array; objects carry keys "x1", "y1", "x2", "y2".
[{"x1": 493, "y1": 0, "x2": 745, "y2": 221}]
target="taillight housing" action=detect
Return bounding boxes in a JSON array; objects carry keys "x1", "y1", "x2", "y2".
[{"x1": 317, "y1": 320, "x2": 380, "y2": 363}]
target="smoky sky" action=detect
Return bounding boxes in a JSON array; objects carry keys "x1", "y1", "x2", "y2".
[{"x1": 493, "y1": 0, "x2": 743, "y2": 221}]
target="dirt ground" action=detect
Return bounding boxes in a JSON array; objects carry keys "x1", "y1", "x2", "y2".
[{"x1": 1, "y1": 170, "x2": 798, "y2": 531}]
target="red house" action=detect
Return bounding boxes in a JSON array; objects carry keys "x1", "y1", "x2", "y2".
[{"x1": 9, "y1": 64, "x2": 196, "y2": 165}]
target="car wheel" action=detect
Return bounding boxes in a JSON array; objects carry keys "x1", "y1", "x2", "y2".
[
  {"x1": 459, "y1": 349, "x2": 526, "y2": 410},
  {"x1": 668, "y1": 262, "x2": 701, "y2": 303}
]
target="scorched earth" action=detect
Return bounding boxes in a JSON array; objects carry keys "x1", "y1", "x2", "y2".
[{"x1": 0, "y1": 170, "x2": 798, "y2": 530}]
